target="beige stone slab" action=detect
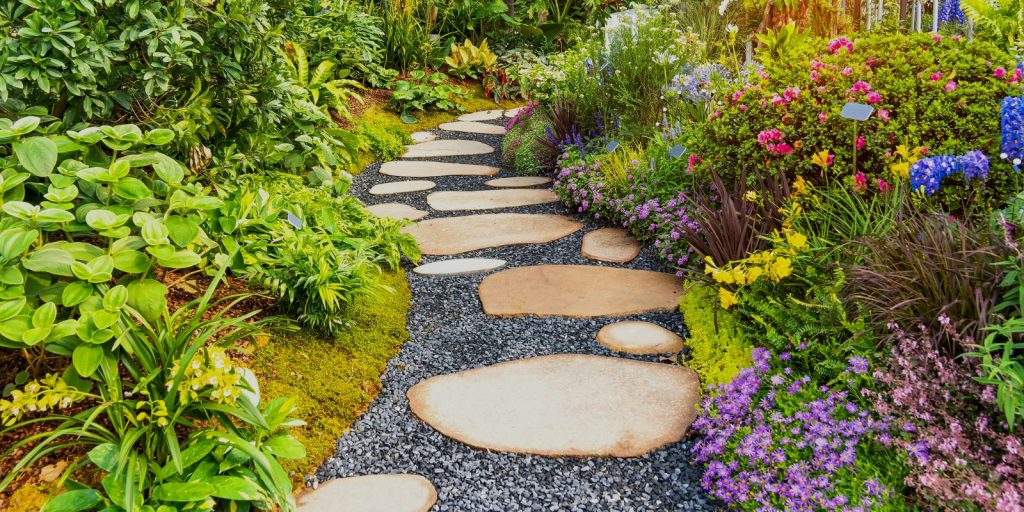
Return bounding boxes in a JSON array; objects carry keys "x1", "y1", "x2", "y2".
[
  {"x1": 297, "y1": 474, "x2": 437, "y2": 512},
  {"x1": 581, "y1": 228, "x2": 642, "y2": 264},
  {"x1": 438, "y1": 121, "x2": 506, "y2": 136},
  {"x1": 369, "y1": 180, "x2": 436, "y2": 195},
  {"x1": 380, "y1": 161, "x2": 499, "y2": 178},
  {"x1": 408, "y1": 354, "x2": 700, "y2": 457},
  {"x1": 410, "y1": 131, "x2": 436, "y2": 143},
  {"x1": 484, "y1": 176, "x2": 552, "y2": 188},
  {"x1": 413, "y1": 258, "x2": 506, "y2": 276},
  {"x1": 403, "y1": 140, "x2": 494, "y2": 158},
  {"x1": 458, "y1": 109, "x2": 504, "y2": 121},
  {"x1": 479, "y1": 265, "x2": 684, "y2": 317},
  {"x1": 366, "y1": 203, "x2": 429, "y2": 221},
  {"x1": 597, "y1": 321, "x2": 684, "y2": 355},
  {"x1": 402, "y1": 214, "x2": 583, "y2": 255},
  {"x1": 505, "y1": 107, "x2": 525, "y2": 118},
  {"x1": 427, "y1": 189, "x2": 558, "y2": 211}
]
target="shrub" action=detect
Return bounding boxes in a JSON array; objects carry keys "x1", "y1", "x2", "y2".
[
  {"x1": 678, "y1": 284, "x2": 750, "y2": 388},
  {"x1": 357, "y1": 123, "x2": 411, "y2": 162},
  {"x1": 390, "y1": 71, "x2": 467, "y2": 119},
  {"x1": 445, "y1": 39, "x2": 498, "y2": 79},
  {"x1": 286, "y1": 2, "x2": 392, "y2": 87}
]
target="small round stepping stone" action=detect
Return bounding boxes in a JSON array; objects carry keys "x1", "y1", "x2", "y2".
[
  {"x1": 366, "y1": 203, "x2": 429, "y2": 221},
  {"x1": 597, "y1": 321, "x2": 684, "y2": 355},
  {"x1": 407, "y1": 354, "x2": 700, "y2": 457},
  {"x1": 484, "y1": 176, "x2": 552, "y2": 188},
  {"x1": 297, "y1": 474, "x2": 437, "y2": 512},
  {"x1": 458, "y1": 109, "x2": 503, "y2": 121},
  {"x1": 403, "y1": 140, "x2": 494, "y2": 158},
  {"x1": 479, "y1": 265, "x2": 684, "y2": 317},
  {"x1": 413, "y1": 258, "x2": 506, "y2": 276},
  {"x1": 581, "y1": 228, "x2": 642, "y2": 264},
  {"x1": 409, "y1": 131, "x2": 436, "y2": 143},
  {"x1": 380, "y1": 161, "x2": 499, "y2": 178},
  {"x1": 402, "y1": 213, "x2": 583, "y2": 255},
  {"x1": 438, "y1": 121, "x2": 506, "y2": 136},
  {"x1": 369, "y1": 180, "x2": 436, "y2": 195},
  {"x1": 505, "y1": 107, "x2": 525, "y2": 118},
  {"x1": 427, "y1": 189, "x2": 558, "y2": 211}
]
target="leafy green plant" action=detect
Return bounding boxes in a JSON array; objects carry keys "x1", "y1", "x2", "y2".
[
  {"x1": 376, "y1": 0, "x2": 438, "y2": 73},
  {"x1": 679, "y1": 283, "x2": 751, "y2": 388},
  {"x1": 284, "y1": 42, "x2": 365, "y2": 122},
  {"x1": 445, "y1": 39, "x2": 499, "y2": 79},
  {"x1": 964, "y1": 317, "x2": 1024, "y2": 432},
  {"x1": 390, "y1": 71, "x2": 467, "y2": 121},
  {"x1": 356, "y1": 123, "x2": 411, "y2": 162},
  {"x1": 962, "y1": 0, "x2": 1024, "y2": 53},
  {"x1": 754, "y1": 21, "x2": 812, "y2": 59}
]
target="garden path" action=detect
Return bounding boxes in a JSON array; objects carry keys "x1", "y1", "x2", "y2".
[{"x1": 300, "y1": 111, "x2": 712, "y2": 512}]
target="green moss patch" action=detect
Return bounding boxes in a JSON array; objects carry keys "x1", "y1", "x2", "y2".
[
  {"x1": 679, "y1": 283, "x2": 751, "y2": 389},
  {"x1": 250, "y1": 270, "x2": 411, "y2": 484}
]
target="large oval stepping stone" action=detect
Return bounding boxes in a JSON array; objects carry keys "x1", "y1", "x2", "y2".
[
  {"x1": 484, "y1": 176, "x2": 551, "y2": 188},
  {"x1": 581, "y1": 228, "x2": 642, "y2": 264},
  {"x1": 597, "y1": 321, "x2": 684, "y2": 355},
  {"x1": 366, "y1": 203, "x2": 429, "y2": 221},
  {"x1": 369, "y1": 180, "x2": 436, "y2": 195},
  {"x1": 479, "y1": 265, "x2": 684, "y2": 317},
  {"x1": 408, "y1": 354, "x2": 700, "y2": 457},
  {"x1": 409, "y1": 131, "x2": 436, "y2": 143},
  {"x1": 505, "y1": 107, "x2": 525, "y2": 118},
  {"x1": 403, "y1": 214, "x2": 582, "y2": 255},
  {"x1": 380, "y1": 161, "x2": 499, "y2": 178},
  {"x1": 458, "y1": 109, "x2": 503, "y2": 121},
  {"x1": 438, "y1": 121, "x2": 506, "y2": 136},
  {"x1": 297, "y1": 474, "x2": 437, "y2": 512},
  {"x1": 427, "y1": 189, "x2": 558, "y2": 211},
  {"x1": 413, "y1": 258, "x2": 506, "y2": 276},
  {"x1": 403, "y1": 140, "x2": 494, "y2": 158}
]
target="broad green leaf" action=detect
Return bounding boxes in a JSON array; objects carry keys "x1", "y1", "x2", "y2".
[
  {"x1": 13, "y1": 136, "x2": 58, "y2": 177},
  {"x1": 126, "y1": 279, "x2": 167, "y2": 324},
  {"x1": 92, "y1": 309, "x2": 119, "y2": 330},
  {"x1": 165, "y1": 216, "x2": 199, "y2": 247},
  {"x1": 0, "y1": 315, "x2": 31, "y2": 342},
  {"x1": 151, "y1": 482, "x2": 215, "y2": 502},
  {"x1": 112, "y1": 250, "x2": 150, "y2": 274},
  {"x1": 10, "y1": 116, "x2": 40, "y2": 135},
  {"x1": 263, "y1": 434, "x2": 305, "y2": 459},
  {"x1": 22, "y1": 248, "x2": 76, "y2": 276},
  {"x1": 154, "y1": 250, "x2": 200, "y2": 269},
  {"x1": 0, "y1": 266, "x2": 23, "y2": 285},
  {"x1": 36, "y1": 208, "x2": 76, "y2": 224},
  {"x1": 61, "y1": 282, "x2": 94, "y2": 307},
  {"x1": 85, "y1": 209, "x2": 129, "y2": 231},
  {"x1": 40, "y1": 489, "x2": 103, "y2": 512},
  {"x1": 103, "y1": 285, "x2": 128, "y2": 311},
  {"x1": 0, "y1": 227, "x2": 38, "y2": 262},
  {"x1": 0, "y1": 298, "x2": 26, "y2": 321},
  {"x1": 208, "y1": 475, "x2": 266, "y2": 501},
  {"x1": 72, "y1": 344, "x2": 104, "y2": 377},
  {"x1": 141, "y1": 220, "x2": 170, "y2": 246},
  {"x1": 32, "y1": 301, "x2": 57, "y2": 329},
  {"x1": 145, "y1": 128, "x2": 175, "y2": 146},
  {"x1": 113, "y1": 178, "x2": 150, "y2": 201}
]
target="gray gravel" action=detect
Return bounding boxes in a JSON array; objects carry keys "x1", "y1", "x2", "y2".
[{"x1": 315, "y1": 118, "x2": 713, "y2": 511}]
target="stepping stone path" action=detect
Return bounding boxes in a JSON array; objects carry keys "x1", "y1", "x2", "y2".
[
  {"x1": 403, "y1": 140, "x2": 494, "y2": 158},
  {"x1": 505, "y1": 107, "x2": 525, "y2": 118},
  {"x1": 402, "y1": 213, "x2": 583, "y2": 255},
  {"x1": 597, "y1": 321, "x2": 684, "y2": 355},
  {"x1": 413, "y1": 258, "x2": 506, "y2": 276},
  {"x1": 458, "y1": 109, "x2": 504, "y2": 121},
  {"x1": 581, "y1": 227, "x2": 642, "y2": 263},
  {"x1": 298, "y1": 474, "x2": 437, "y2": 512},
  {"x1": 479, "y1": 265, "x2": 685, "y2": 317},
  {"x1": 369, "y1": 180, "x2": 435, "y2": 195},
  {"x1": 484, "y1": 176, "x2": 551, "y2": 188},
  {"x1": 427, "y1": 189, "x2": 558, "y2": 211},
  {"x1": 410, "y1": 131, "x2": 436, "y2": 143},
  {"x1": 379, "y1": 161, "x2": 499, "y2": 178},
  {"x1": 408, "y1": 354, "x2": 700, "y2": 457},
  {"x1": 365, "y1": 202, "x2": 429, "y2": 221},
  {"x1": 438, "y1": 121, "x2": 506, "y2": 135}
]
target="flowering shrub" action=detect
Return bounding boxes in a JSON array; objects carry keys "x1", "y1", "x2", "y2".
[
  {"x1": 1003, "y1": 96, "x2": 1024, "y2": 170},
  {"x1": 704, "y1": 228, "x2": 808, "y2": 309},
  {"x1": 908, "y1": 150, "x2": 990, "y2": 196}
]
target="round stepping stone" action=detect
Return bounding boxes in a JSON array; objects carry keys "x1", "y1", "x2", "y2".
[
  {"x1": 458, "y1": 109, "x2": 503, "y2": 121},
  {"x1": 409, "y1": 131, "x2": 436, "y2": 143},
  {"x1": 297, "y1": 474, "x2": 437, "y2": 512},
  {"x1": 403, "y1": 140, "x2": 494, "y2": 158},
  {"x1": 427, "y1": 189, "x2": 558, "y2": 211},
  {"x1": 484, "y1": 176, "x2": 552, "y2": 188},
  {"x1": 581, "y1": 228, "x2": 642, "y2": 264},
  {"x1": 479, "y1": 265, "x2": 684, "y2": 317},
  {"x1": 366, "y1": 203, "x2": 429, "y2": 221},
  {"x1": 369, "y1": 180, "x2": 436, "y2": 195},
  {"x1": 438, "y1": 121, "x2": 506, "y2": 136},
  {"x1": 597, "y1": 321, "x2": 684, "y2": 355},
  {"x1": 407, "y1": 354, "x2": 700, "y2": 457},
  {"x1": 505, "y1": 107, "x2": 525, "y2": 118},
  {"x1": 413, "y1": 258, "x2": 506, "y2": 276},
  {"x1": 402, "y1": 213, "x2": 583, "y2": 255},
  {"x1": 380, "y1": 161, "x2": 499, "y2": 178}
]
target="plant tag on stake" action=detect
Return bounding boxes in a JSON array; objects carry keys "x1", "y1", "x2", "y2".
[
  {"x1": 669, "y1": 145, "x2": 686, "y2": 159},
  {"x1": 287, "y1": 212, "x2": 303, "y2": 230},
  {"x1": 606, "y1": 140, "x2": 620, "y2": 152},
  {"x1": 840, "y1": 102, "x2": 874, "y2": 121}
]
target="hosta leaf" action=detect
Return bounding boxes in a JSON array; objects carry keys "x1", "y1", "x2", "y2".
[
  {"x1": 152, "y1": 482, "x2": 215, "y2": 502},
  {"x1": 13, "y1": 136, "x2": 58, "y2": 176},
  {"x1": 72, "y1": 344, "x2": 104, "y2": 377},
  {"x1": 126, "y1": 279, "x2": 167, "y2": 324},
  {"x1": 61, "y1": 282, "x2": 94, "y2": 307},
  {"x1": 39, "y1": 489, "x2": 103, "y2": 512}
]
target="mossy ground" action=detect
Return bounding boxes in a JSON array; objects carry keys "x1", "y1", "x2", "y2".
[
  {"x1": 249, "y1": 270, "x2": 412, "y2": 486},
  {"x1": 679, "y1": 282, "x2": 752, "y2": 389}
]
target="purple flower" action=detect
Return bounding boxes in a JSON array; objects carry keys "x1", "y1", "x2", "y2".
[{"x1": 847, "y1": 356, "x2": 869, "y2": 375}]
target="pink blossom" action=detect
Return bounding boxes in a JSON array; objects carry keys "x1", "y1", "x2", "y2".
[
  {"x1": 944, "y1": 80, "x2": 958, "y2": 92},
  {"x1": 738, "y1": 104, "x2": 748, "y2": 111},
  {"x1": 879, "y1": 109, "x2": 891, "y2": 122},
  {"x1": 1011, "y1": 69, "x2": 1023, "y2": 84},
  {"x1": 765, "y1": 143, "x2": 793, "y2": 156},
  {"x1": 877, "y1": 178, "x2": 893, "y2": 193},
  {"x1": 952, "y1": 35, "x2": 962, "y2": 41},
  {"x1": 810, "y1": 70, "x2": 820, "y2": 82},
  {"x1": 853, "y1": 172, "x2": 867, "y2": 191},
  {"x1": 856, "y1": 135, "x2": 866, "y2": 150},
  {"x1": 771, "y1": 93, "x2": 786, "y2": 106},
  {"x1": 841, "y1": 66, "x2": 853, "y2": 77},
  {"x1": 828, "y1": 37, "x2": 854, "y2": 54},
  {"x1": 866, "y1": 91, "x2": 882, "y2": 104},
  {"x1": 757, "y1": 128, "x2": 784, "y2": 145},
  {"x1": 758, "y1": 68, "x2": 769, "y2": 80},
  {"x1": 994, "y1": 67, "x2": 1007, "y2": 78},
  {"x1": 783, "y1": 86, "x2": 800, "y2": 101},
  {"x1": 848, "y1": 80, "x2": 872, "y2": 93},
  {"x1": 929, "y1": 71, "x2": 943, "y2": 81},
  {"x1": 818, "y1": 111, "x2": 828, "y2": 123},
  {"x1": 932, "y1": 34, "x2": 943, "y2": 42},
  {"x1": 686, "y1": 154, "x2": 702, "y2": 173},
  {"x1": 817, "y1": 85, "x2": 827, "y2": 94}
]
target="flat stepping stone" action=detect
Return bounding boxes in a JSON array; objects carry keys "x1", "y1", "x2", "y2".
[
  {"x1": 438, "y1": 121, "x2": 506, "y2": 135},
  {"x1": 365, "y1": 203, "x2": 429, "y2": 221},
  {"x1": 407, "y1": 354, "x2": 700, "y2": 457},
  {"x1": 484, "y1": 176, "x2": 551, "y2": 188},
  {"x1": 427, "y1": 189, "x2": 558, "y2": 211},
  {"x1": 458, "y1": 109, "x2": 503, "y2": 121},
  {"x1": 380, "y1": 161, "x2": 499, "y2": 178},
  {"x1": 413, "y1": 258, "x2": 506, "y2": 276},
  {"x1": 410, "y1": 131, "x2": 436, "y2": 143},
  {"x1": 505, "y1": 107, "x2": 525, "y2": 118},
  {"x1": 581, "y1": 228, "x2": 642, "y2": 264},
  {"x1": 369, "y1": 180, "x2": 436, "y2": 195},
  {"x1": 479, "y1": 265, "x2": 684, "y2": 317},
  {"x1": 403, "y1": 213, "x2": 583, "y2": 255},
  {"x1": 297, "y1": 474, "x2": 437, "y2": 512},
  {"x1": 403, "y1": 140, "x2": 494, "y2": 158},
  {"x1": 597, "y1": 321, "x2": 684, "y2": 355}
]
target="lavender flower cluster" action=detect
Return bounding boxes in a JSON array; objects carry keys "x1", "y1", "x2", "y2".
[
  {"x1": 909, "y1": 150, "x2": 990, "y2": 196},
  {"x1": 670, "y1": 63, "x2": 731, "y2": 104},
  {"x1": 1003, "y1": 96, "x2": 1024, "y2": 171},
  {"x1": 692, "y1": 348, "x2": 895, "y2": 511},
  {"x1": 938, "y1": 0, "x2": 965, "y2": 25}
]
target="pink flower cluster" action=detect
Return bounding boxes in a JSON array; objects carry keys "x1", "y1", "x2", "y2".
[
  {"x1": 757, "y1": 128, "x2": 793, "y2": 156},
  {"x1": 828, "y1": 37, "x2": 854, "y2": 55},
  {"x1": 770, "y1": 86, "x2": 801, "y2": 106},
  {"x1": 994, "y1": 67, "x2": 1023, "y2": 85},
  {"x1": 848, "y1": 81, "x2": 882, "y2": 104}
]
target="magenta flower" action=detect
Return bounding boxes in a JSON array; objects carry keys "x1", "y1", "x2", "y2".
[
  {"x1": 841, "y1": 66, "x2": 853, "y2": 77},
  {"x1": 932, "y1": 34, "x2": 942, "y2": 42},
  {"x1": 944, "y1": 80, "x2": 958, "y2": 92},
  {"x1": 866, "y1": 91, "x2": 882, "y2": 104},
  {"x1": 848, "y1": 81, "x2": 872, "y2": 93},
  {"x1": 818, "y1": 111, "x2": 828, "y2": 123},
  {"x1": 856, "y1": 135, "x2": 867, "y2": 150},
  {"x1": 929, "y1": 71, "x2": 943, "y2": 81},
  {"x1": 783, "y1": 86, "x2": 800, "y2": 101},
  {"x1": 995, "y1": 67, "x2": 1007, "y2": 78},
  {"x1": 877, "y1": 178, "x2": 893, "y2": 193},
  {"x1": 738, "y1": 104, "x2": 748, "y2": 111},
  {"x1": 879, "y1": 109, "x2": 891, "y2": 122},
  {"x1": 853, "y1": 172, "x2": 867, "y2": 191},
  {"x1": 828, "y1": 36, "x2": 854, "y2": 54}
]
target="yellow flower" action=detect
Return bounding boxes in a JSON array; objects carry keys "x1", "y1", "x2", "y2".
[
  {"x1": 811, "y1": 150, "x2": 832, "y2": 170},
  {"x1": 890, "y1": 161, "x2": 910, "y2": 179},
  {"x1": 745, "y1": 266, "x2": 763, "y2": 284},
  {"x1": 785, "y1": 230, "x2": 808, "y2": 251},
  {"x1": 731, "y1": 266, "x2": 747, "y2": 284},
  {"x1": 744, "y1": 191, "x2": 759, "y2": 202},
  {"x1": 719, "y1": 288, "x2": 738, "y2": 309},
  {"x1": 769, "y1": 257, "x2": 793, "y2": 281},
  {"x1": 792, "y1": 176, "x2": 809, "y2": 197}
]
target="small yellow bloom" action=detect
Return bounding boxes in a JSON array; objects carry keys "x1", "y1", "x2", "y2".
[
  {"x1": 719, "y1": 288, "x2": 738, "y2": 309},
  {"x1": 744, "y1": 191, "x2": 759, "y2": 202},
  {"x1": 785, "y1": 230, "x2": 808, "y2": 251},
  {"x1": 769, "y1": 257, "x2": 793, "y2": 281},
  {"x1": 745, "y1": 266, "x2": 763, "y2": 284},
  {"x1": 792, "y1": 176, "x2": 808, "y2": 197},
  {"x1": 811, "y1": 150, "x2": 832, "y2": 170}
]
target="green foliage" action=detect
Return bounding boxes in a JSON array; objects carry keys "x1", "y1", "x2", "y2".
[
  {"x1": 377, "y1": 0, "x2": 438, "y2": 73},
  {"x1": 356, "y1": 123, "x2": 412, "y2": 163},
  {"x1": 445, "y1": 39, "x2": 499, "y2": 79},
  {"x1": 965, "y1": 318, "x2": 1024, "y2": 432},
  {"x1": 391, "y1": 71, "x2": 468, "y2": 118},
  {"x1": 679, "y1": 284, "x2": 751, "y2": 388},
  {"x1": 961, "y1": 0, "x2": 1024, "y2": 54},
  {"x1": 754, "y1": 21, "x2": 812, "y2": 59},
  {"x1": 286, "y1": 1, "x2": 394, "y2": 87},
  {"x1": 502, "y1": 114, "x2": 547, "y2": 176},
  {"x1": 283, "y1": 42, "x2": 364, "y2": 122}
]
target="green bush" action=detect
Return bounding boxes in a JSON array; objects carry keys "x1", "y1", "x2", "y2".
[
  {"x1": 390, "y1": 71, "x2": 468, "y2": 119},
  {"x1": 357, "y1": 123, "x2": 411, "y2": 162},
  {"x1": 679, "y1": 284, "x2": 751, "y2": 388}
]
